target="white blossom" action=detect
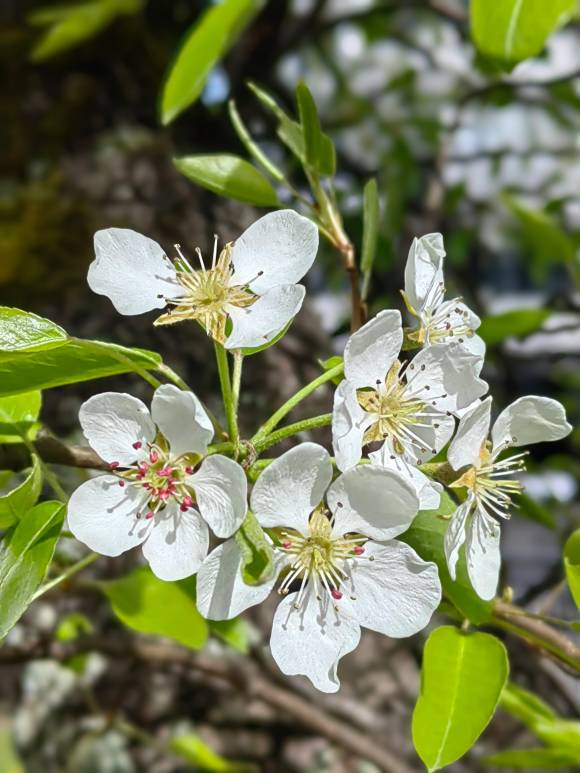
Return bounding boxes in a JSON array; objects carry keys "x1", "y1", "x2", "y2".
[
  {"x1": 445, "y1": 395, "x2": 571, "y2": 600},
  {"x1": 88, "y1": 210, "x2": 318, "y2": 349},
  {"x1": 402, "y1": 233, "x2": 485, "y2": 357},
  {"x1": 196, "y1": 443, "x2": 441, "y2": 693},
  {"x1": 332, "y1": 310, "x2": 488, "y2": 507},
  {"x1": 68, "y1": 384, "x2": 247, "y2": 581}
]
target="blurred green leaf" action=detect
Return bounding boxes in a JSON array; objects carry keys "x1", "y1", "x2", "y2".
[
  {"x1": 478, "y1": 309, "x2": 551, "y2": 346},
  {"x1": 161, "y1": 0, "x2": 263, "y2": 125},
  {"x1": 0, "y1": 391, "x2": 42, "y2": 437},
  {"x1": 29, "y1": 0, "x2": 144, "y2": 62},
  {"x1": 208, "y1": 617, "x2": 249, "y2": 654},
  {"x1": 296, "y1": 82, "x2": 322, "y2": 170},
  {"x1": 400, "y1": 491, "x2": 493, "y2": 624},
  {"x1": 471, "y1": 0, "x2": 576, "y2": 65},
  {"x1": 170, "y1": 733, "x2": 256, "y2": 772},
  {"x1": 483, "y1": 748, "x2": 580, "y2": 768},
  {"x1": 564, "y1": 529, "x2": 580, "y2": 608},
  {"x1": 175, "y1": 155, "x2": 278, "y2": 207},
  {"x1": 517, "y1": 493, "x2": 555, "y2": 530},
  {"x1": 104, "y1": 566, "x2": 209, "y2": 650},
  {"x1": 0, "y1": 307, "x2": 67, "y2": 353},
  {"x1": 0, "y1": 456, "x2": 43, "y2": 529},
  {"x1": 361, "y1": 178, "x2": 380, "y2": 299},
  {"x1": 0, "y1": 723, "x2": 24, "y2": 773},
  {"x1": 0, "y1": 501, "x2": 65, "y2": 639},
  {"x1": 56, "y1": 612, "x2": 93, "y2": 672},
  {"x1": 412, "y1": 626, "x2": 509, "y2": 771},
  {"x1": 248, "y1": 82, "x2": 306, "y2": 164},
  {"x1": 234, "y1": 510, "x2": 274, "y2": 585}
]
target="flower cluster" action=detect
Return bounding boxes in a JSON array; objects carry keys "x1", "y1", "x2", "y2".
[{"x1": 69, "y1": 217, "x2": 572, "y2": 692}]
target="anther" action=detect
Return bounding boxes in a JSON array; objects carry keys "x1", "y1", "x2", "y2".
[
  {"x1": 331, "y1": 590, "x2": 343, "y2": 600},
  {"x1": 132, "y1": 441, "x2": 142, "y2": 450},
  {"x1": 185, "y1": 465, "x2": 194, "y2": 474},
  {"x1": 354, "y1": 546, "x2": 364, "y2": 555},
  {"x1": 118, "y1": 480, "x2": 125, "y2": 487},
  {"x1": 149, "y1": 450, "x2": 159, "y2": 464},
  {"x1": 281, "y1": 540, "x2": 292, "y2": 549},
  {"x1": 145, "y1": 511, "x2": 155, "y2": 520},
  {"x1": 109, "y1": 461, "x2": 120, "y2": 470}
]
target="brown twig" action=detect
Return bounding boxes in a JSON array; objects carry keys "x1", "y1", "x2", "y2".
[
  {"x1": 0, "y1": 431, "x2": 107, "y2": 472},
  {"x1": 0, "y1": 635, "x2": 412, "y2": 773}
]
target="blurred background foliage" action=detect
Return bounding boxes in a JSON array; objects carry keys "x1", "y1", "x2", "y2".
[{"x1": 1, "y1": 0, "x2": 580, "y2": 770}]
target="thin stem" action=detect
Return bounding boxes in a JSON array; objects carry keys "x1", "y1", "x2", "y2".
[
  {"x1": 214, "y1": 342, "x2": 239, "y2": 449},
  {"x1": 251, "y1": 362, "x2": 343, "y2": 443},
  {"x1": 32, "y1": 552, "x2": 99, "y2": 601},
  {"x1": 254, "y1": 413, "x2": 332, "y2": 453},
  {"x1": 232, "y1": 350, "x2": 244, "y2": 416},
  {"x1": 21, "y1": 435, "x2": 68, "y2": 503}
]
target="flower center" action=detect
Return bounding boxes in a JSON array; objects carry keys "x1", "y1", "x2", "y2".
[
  {"x1": 422, "y1": 301, "x2": 475, "y2": 346},
  {"x1": 154, "y1": 240, "x2": 258, "y2": 343},
  {"x1": 357, "y1": 360, "x2": 443, "y2": 455},
  {"x1": 277, "y1": 505, "x2": 368, "y2": 609},
  {"x1": 109, "y1": 438, "x2": 198, "y2": 520}
]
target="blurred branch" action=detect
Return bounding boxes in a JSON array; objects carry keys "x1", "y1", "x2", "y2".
[{"x1": 0, "y1": 634, "x2": 412, "y2": 773}]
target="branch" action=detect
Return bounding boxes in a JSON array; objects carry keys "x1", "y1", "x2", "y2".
[{"x1": 0, "y1": 634, "x2": 412, "y2": 773}]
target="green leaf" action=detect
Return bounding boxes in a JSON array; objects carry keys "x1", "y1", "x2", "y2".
[
  {"x1": 248, "y1": 82, "x2": 306, "y2": 163},
  {"x1": 234, "y1": 510, "x2": 274, "y2": 585},
  {"x1": 227, "y1": 99, "x2": 286, "y2": 184},
  {"x1": 471, "y1": 0, "x2": 576, "y2": 65},
  {"x1": 174, "y1": 154, "x2": 278, "y2": 207},
  {"x1": 412, "y1": 626, "x2": 509, "y2": 771},
  {"x1": 170, "y1": 734, "x2": 257, "y2": 772},
  {"x1": 0, "y1": 456, "x2": 43, "y2": 529},
  {"x1": 478, "y1": 309, "x2": 551, "y2": 346},
  {"x1": 296, "y1": 82, "x2": 323, "y2": 170},
  {"x1": 0, "y1": 391, "x2": 42, "y2": 437},
  {"x1": 161, "y1": 0, "x2": 263, "y2": 125},
  {"x1": 0, "y1": 723, "x2": 24, "y2": 773},
  {"x1": 400, "y1": 491, "x2": 493, "y2": 624},
  {"x1": 29, "y1": 0, "x2": 144, "y2": 62},
  {"x1": 0, "y1": 307, "x2": 67, "y2": 352},
  {"x1": 361, "y1": 178, "x2": 380, "y2": 294},
  {"x1": 0, "y1": 338, "x2": 161, "y2": 397},
  {"x1": 0, "y1": 501, "x2": 66, "y2": 639},
  {"x1": 564, "y1": 529, "x2": 580, "y2": 608},
  {"x1": 208, "y1": 618, "x2": 249, "y2": 654},
  {"x1": 104, "y1": 567, "x2": 209, "y2": 650},
  {"x1": 483, "y1": 748, "x2": 580, "y2": 768}
]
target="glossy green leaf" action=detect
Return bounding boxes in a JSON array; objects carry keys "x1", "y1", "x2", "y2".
[
  {"x1": 170, "y1": 734, "x2": 256, "y2": 772},
  {"x1": 361, "y1": 178, "x2": 380, "y2": 298},
  {"x1": 0, "y1": 456, "x2": 43, "y2": 529},
  {"x1": 564, "y1": 529, "x2": 580, "y2": 608},
  {"x1": 0, "y1": 338, "x2": 161, "y2": 397},
  {"x1": 234, "y1": 510, "x2": 274, "y2": 585},
  {"x1": 483, "y1": 748, "x2": 580, "y2": 768},
  {"x1": 0, "y1": 501, "x2": 66, "y2": 639},
  {"x1": 0, "y1": 307, "x2": 67, "y2": 353},
  {"x1": 296, "y1": 82, "x2": 322, "y2": 170},
  {"x1": 248, "y1": 81, "x2": 306, "y2": 163},
  {"x1": 104, "y1": 567, "x2": 208, "y2": 650},
  {"x1": 161, "y1": 0, "x2": 263, "y2": 125},
  {"x1": 208, "y1": 617, "x2": 249, "y2": 654},
  {"x1": 29, "y1": 0, "x2": 144, "y2": 62},
  {"x1": 471, "y1": 0, "x2": 576, "y2": 65},
  {"x1": 478, "y1": 309, "x2": 551, "y2": 346},
  {"x1": 174, "y1": 154, "x2": 278, "y2": 207},
  {"x1": 412, "y1": 626, "x2": 509, "y2": 771},
  {"x1": 0, "y1": 391, "x2": 42, "y2": 437},
  {"x1": 400, "y1": 491, "x2": 493, "y2": 623}
]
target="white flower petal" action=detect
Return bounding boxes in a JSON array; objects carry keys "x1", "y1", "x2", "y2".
[
  {"x1": 448, "y1": 397, "x2": 492, "y2": 470},
  {"x1": 230, "y1": 210, "x2": 318, "y2": 294},
  {"x1": 190, "y1": 455, "x2": 247, "y2": 538},
  {"x1": 89, "y1": 228, "x2": 183, "y2": 315},
  {"x1": 404, "y1": 233, "x2": 445, "y2": 314},
  {"x1": 68, "y1": 476, "x2": 148, "y2": 556},
  {"x1": 491, "y1": 396, "x2": 572, "y2": 453},
  {"x1": 151, "y1": 384, "x2": 213, "y2": 457},
  {"x1": 270, "y1": 589, "x2": 361, "y2": 693},
  {"x1": 396, "y1": 410, "x2": 456, "y2": 464},
  {"x1": 331, "y1": 380, "x2": 371, "y2": 471},
  {"x1": 460, "y1": 332, "x2": 486, "y2": 358},
  {"x1": 344, "y1": 310, "x2": 403, "y2": 389},
  {"x1": 466, "y1": 508, "x2": 501, "y2": 601},
  {"x1": 196, "y1": 538, "x2": 281, "y2": 620},
  {"x1": 369, "y1": 447, "x2": 442, "y2": 510},
  {"x1": 79, "y1": 392, "x2": 155, "y2": 465},
  {"x1": 327, "y1": 465, "x2": 419, "y2": 540},
  {"x1": 342, "y1": 541, "x2": 441, "y2": 637},
  {"x1": 251, "y1": 443, "x2": 332, "y2": 532},
  {"x1": 225, "y1": 284, "x2": 305, "y2": 350},
  {"x1": 444, "y1": 498, "x2": 472, "y2": 580},
  {"x1": 409, "y1": 343, "x2": 488, "y2": 414},
  {"x1": 142, "y1": 501, "x2": 209, "y2": 581}
]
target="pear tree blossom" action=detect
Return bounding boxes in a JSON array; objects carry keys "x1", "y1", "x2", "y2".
[
  {"x1": 401, "y1": 233, "x2": 485, "y2": 357},
  {"x1": 196, "y1": 443, "x2": 441, "y2": 693},
  {"x1": 444, "y1": 395, "x2": 572, "y2": 600},
  {"x1": 87, "y1": 209, "x2": 318, "y2": 349},
  {"x1": 68, "y1": 384, "x2": 247, "y2": 581},
  {"x1": 332, "y1": 310, "x2": 488, "y2": 506}
]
